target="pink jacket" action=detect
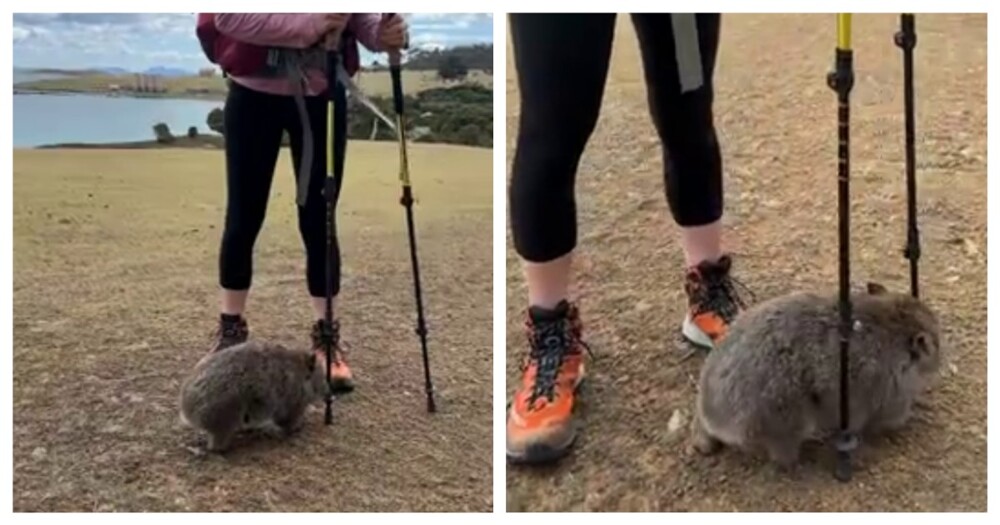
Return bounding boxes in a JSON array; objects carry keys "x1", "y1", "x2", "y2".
[{"x1": 214, "y1": 13, "x2": 383, "y2": 97}]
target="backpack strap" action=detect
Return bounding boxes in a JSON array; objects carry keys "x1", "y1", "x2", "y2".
[
  {"x1": 271, "y1": 50, "x2": 318, "y2": 207},
  {"x1": 263, "y1": 47, "x2": 347, "y2": 207}
]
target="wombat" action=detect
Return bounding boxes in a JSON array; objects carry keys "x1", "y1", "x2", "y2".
[
  {"x1": 179, "y1": 340, "x2": 329, "y2": 452},
  {"x1": 691, "y1": 282, "x2": 942, "y2": 467}
]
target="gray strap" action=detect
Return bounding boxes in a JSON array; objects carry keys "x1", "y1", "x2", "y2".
[
  {"x1": 284, "y1": 56, "x2": 314, "y2": 208},
  {"x1": 671, "y1": 14, "x2": 704, "y2": 93},
  {"x1": 336, "y1": 62, "x2": 397, "y2": 133}
]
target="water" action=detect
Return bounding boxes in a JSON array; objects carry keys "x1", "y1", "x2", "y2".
[{"x1": 13, "y1": 93, "x2": 223, "y2": 147}]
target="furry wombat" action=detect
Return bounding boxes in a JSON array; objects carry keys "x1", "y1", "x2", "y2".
[
  {"x1": 691, "y1": 282, "x2": 942, "y2": 467},
  {"x1": 179, "y1": 340, "x2": 328, "y2": 452}
]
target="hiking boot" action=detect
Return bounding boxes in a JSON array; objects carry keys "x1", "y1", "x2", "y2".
[
  {"x1": 310, "y1": 319, "x2": 355, "y2": 394},
  {"x1": 210, "y1": 314, "x2": 249, "y2": 353},
  {"x1": 682, "y1": 254, "x2": 752, "y2": 350},
  {"x1": 506, "y1": 300, "x2": 590, "y2": 464}
]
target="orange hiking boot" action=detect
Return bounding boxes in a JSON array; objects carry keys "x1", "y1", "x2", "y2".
[
  {"x1": 682, "y1": 254, "x2": 753, "y2": 350},
  {"x1": 507, "y1": 301, "x2": 590, "y2": 464},
  {"x1": 311, "y1": 319, "x2": 355, "y2": 394}
]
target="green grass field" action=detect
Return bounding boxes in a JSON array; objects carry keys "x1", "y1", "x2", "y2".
[{"x1": 13, "y1": 143, "x2": 492, "y2": 511}]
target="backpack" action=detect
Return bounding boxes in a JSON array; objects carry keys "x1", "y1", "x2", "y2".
[
  {"x1": 196, "y1": 13, "x2": 269, "y2": 77},
  {"x1": 196, "y1": 13, "x2": 361, "y2": 78}
]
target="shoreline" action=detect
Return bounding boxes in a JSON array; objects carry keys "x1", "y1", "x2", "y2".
[
  {"x1": 13, "y1": 87, "x2": 225, "y2": 102},
  {"x1": 15, "y1": 136, "x2": 490, "y2": 151},
  {"x1": 30, "y1": 136, "x2": 225, "y2": 150}
]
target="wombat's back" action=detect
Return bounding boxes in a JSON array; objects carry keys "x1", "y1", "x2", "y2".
[
  {"x1": 179, "y1": 340, "x2": 308, "y2": 428},
  {"x1": 698, "y1": 292, "x2": 838, "y2": 439}
]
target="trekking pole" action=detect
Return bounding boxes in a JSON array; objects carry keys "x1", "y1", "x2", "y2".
[
  {"x1": 895, "y1": 14, "x2": 920, "y2": 298},
  {"x1": 826, "y1": 13, "x2": 858, "y2": 482},
  {"x1": 323, "y1": 28, "x2": 345, "y2": 425},
  {"x1": 386, "y1": 14, "x2": 436, "y2": 413}
]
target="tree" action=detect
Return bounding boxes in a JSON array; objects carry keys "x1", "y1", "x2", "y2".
[
  {"x1": 437, "y1": 55, "x2": 468, "y2": 82},
  {"x1": 153, "y1": 123, "x2": 174, "y2": 144}
]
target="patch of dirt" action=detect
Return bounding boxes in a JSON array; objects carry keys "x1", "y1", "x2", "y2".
[
  {"x1": 505, "y1": 14, "x2": 986, "y2": 511},
  {"x1": 13, "y1": 143, "x2": 492, "y2": 511}
]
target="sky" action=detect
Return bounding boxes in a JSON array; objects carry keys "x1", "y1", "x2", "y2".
[{"x1": 12, "y1": 13, "x2": 493, "y2": 72}]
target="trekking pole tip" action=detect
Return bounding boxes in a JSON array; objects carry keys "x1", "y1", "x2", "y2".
[
  {"x1": 833, "y1": 430, "x2": 858, "y2": 482},
  {"x1": 834, "y1": 454, "x2": 853, "y2": 482},
  {"x1": 426, "y1": 394, "x2": 437, "y2": 413}
]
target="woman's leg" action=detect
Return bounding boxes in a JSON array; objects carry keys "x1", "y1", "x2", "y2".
[
  {"x1": 213, "y1": 81, "x2": 284, "y2": 351},
  {"x1": 509, "y1": 14, "x2": 616, "y2": 301},
  {"x1": 632, "y1": 14, "x2": 747, "y2": 349},
  {"x1": 287, "y1": 78, "x2": 353, "y2": 391},
  {"x1": 506, "y1": 13, "x2": 616, "y2": 465}
]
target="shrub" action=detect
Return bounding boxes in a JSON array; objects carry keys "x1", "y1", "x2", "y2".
[
  {"x1": 206, "y1": 83, "x2": 493, "y2": 149},
  {"x1": 456, "y1": 124, "x2": 482, "y2": 146},
  {"x1": 437, "y1": 55, "x2": 469, "y2": 82},
  {"x1": 206, "y1": 107, "x2": 225, "y2": 135},
  {"x1": 153, "y1": 123, "x2": 175, "y2": 144}
]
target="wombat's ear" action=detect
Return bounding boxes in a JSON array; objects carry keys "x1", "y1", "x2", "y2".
[
  {"x1": 909, "y1": 332, "x2": 933, "y2": 362},
  {"x1": 306, "y1": 352, "x2": 318, "y2": 373},
  {"x1": 867, "y1": 282, "x2": 888, "y2": 295}
]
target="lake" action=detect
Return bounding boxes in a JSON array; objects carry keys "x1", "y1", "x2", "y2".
[{"x1": 13, "y1": 93, "x2": 223, "y2": 148}]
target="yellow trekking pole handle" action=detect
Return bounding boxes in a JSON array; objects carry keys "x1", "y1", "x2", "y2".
[{"x1": 837, "y1": 14, "x2": 852, "y2": 50}]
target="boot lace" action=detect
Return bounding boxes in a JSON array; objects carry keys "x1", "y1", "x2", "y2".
[{"x1": 692, "y1": 272, "x2": 755, "y2": 323}]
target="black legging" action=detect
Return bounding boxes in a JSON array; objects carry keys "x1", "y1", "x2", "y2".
[
  {"x1": 219, "y1": 80, "x2": 347, "y2": 298},
  {"x1": 509, "y1": 13, "x2": 723, "y2": 263}
]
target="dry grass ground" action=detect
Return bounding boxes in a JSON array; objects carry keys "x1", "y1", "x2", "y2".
[
  {"x1": 16, "y1": 70, "x2": 494, "y2": 100},
  {"x1": 505, "y1": 14, "x2": 986, "y2": 511},
  {"x1": 13, "y1": 142, "x2": 492, "y2": 511}
]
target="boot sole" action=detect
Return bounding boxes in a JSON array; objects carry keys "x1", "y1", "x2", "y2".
[
  {"x1": 682, "y1": 313, "x2": 717, "y2": 351},
  {"x1": 506, "y1": 433, "x2": 578, "y2": 465}
]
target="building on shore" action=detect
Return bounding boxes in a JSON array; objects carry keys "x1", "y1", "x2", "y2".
[{"x1": 132, "y1": 74, "x2": 165, "y2": 94}]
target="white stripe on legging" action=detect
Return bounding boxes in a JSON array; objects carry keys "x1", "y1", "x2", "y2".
[{"x1": 671, "y1": 13, "x2": 704, "y2": 93}]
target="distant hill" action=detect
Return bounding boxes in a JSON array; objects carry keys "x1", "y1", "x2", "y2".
[
  {"x1": 97, "y1": 67, "x2": 131, "y2": 75},
  {"x1": 371, "y1": 44, "x2": 492, "y2": 72},
  {"x1": 143, "y1": 66, "x2": 192, "y2": 77},
  {"x1": 19, "y1": 67, "x2": 102, "y2": 76},
  {"x1": 15, "y1": 66, "x2": 193, "y2": 77}
]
